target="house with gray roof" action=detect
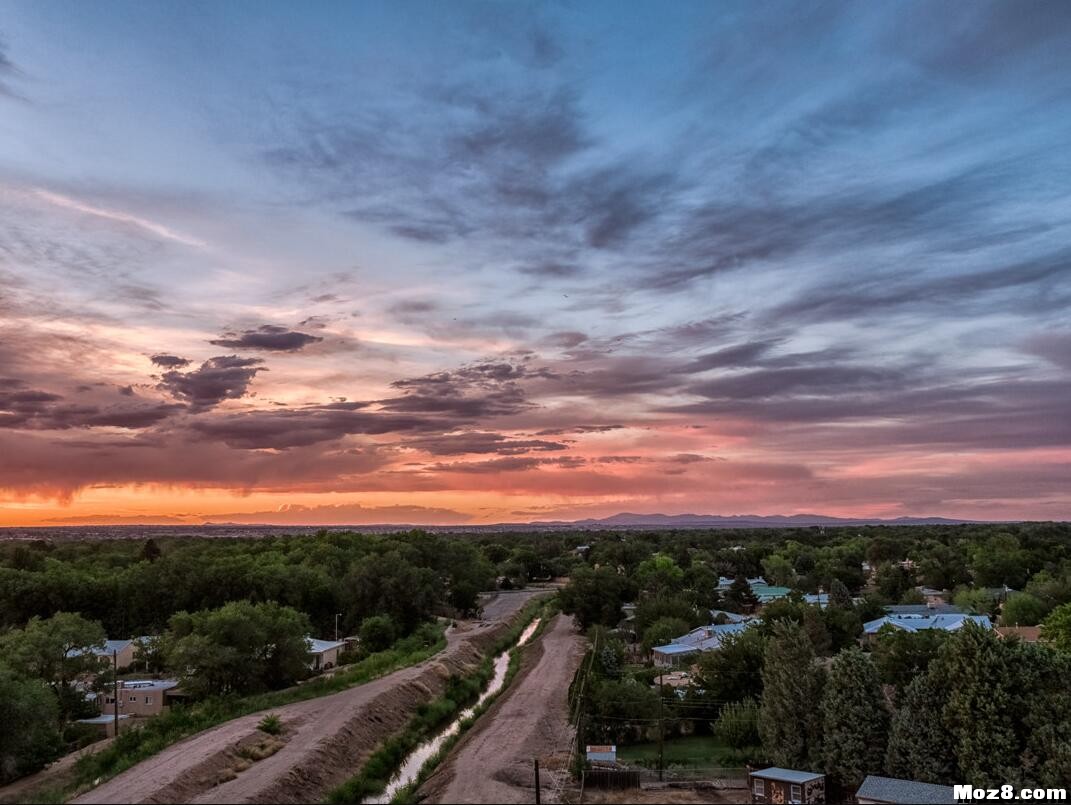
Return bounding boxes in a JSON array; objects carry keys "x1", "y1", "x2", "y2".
[
  {"x1": 863, "y1": 612, "x2": 991, "y2": 640},
  {"x1": 652, "y1": 622, "x2": 752, "y2": 667},
  {"x1": 855, "y1": 775, "x2": 955, "y2": 804}
]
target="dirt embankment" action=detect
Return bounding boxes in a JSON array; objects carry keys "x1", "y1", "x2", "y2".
[
  {"x1": 419, "y1": 613, "x2": 586, "y2": 805},
  {"x1": 72, "y1": 590, "x2": 548, "y2": 805}
]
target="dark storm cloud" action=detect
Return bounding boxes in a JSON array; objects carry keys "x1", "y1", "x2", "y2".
[
  {"x1": 0, "y1": 381, "x2": 181, "y2": 430},
  {"x1": 210, "y1": 324, "x2": 324, "y2": 352},
  {"x1": 404, "y1": 431, "x2": 568, "y2": 456},
  {"x1": 186, "y1": 402, "x2": 431, "y2": 449},
  {"x1": 150, "y1": 353, "x2": 191, "y2": 369},
  {"x1": 157, "y1": 355, "x2": 264, "y2": 411}
]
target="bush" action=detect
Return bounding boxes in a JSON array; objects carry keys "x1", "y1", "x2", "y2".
[
  {"x1": 359, "y1": 615, "x2": 398, "y2": 654},
  {"x1": 714, "y1": 698, "x2": 760, "y2": 750},
  {"x1": 257, "y1": 714, "x2": 282, "y2": 735}
]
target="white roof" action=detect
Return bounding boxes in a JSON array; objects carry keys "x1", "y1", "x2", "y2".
[
  {"x1": 864, "y1": 613, "x2": 991, "y2": 635},
  {"x1": 306, "y1": 637, "x2": 346, "y2": 654},
  {"x1": 654, "y1": 621, "x2": 752, "y2": 655}
]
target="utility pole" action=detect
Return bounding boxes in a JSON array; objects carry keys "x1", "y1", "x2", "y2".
[
  {"x1": 533, "y1": 758, "x2": 541, "y2": 805},
  {"x1": 112, "y1": 649, "x2": 120, "y2": 738},
  {"x1": 335, "y1": 612, "x2": 342, "y2": 642},
  {"x1": 657, "y1": 694, "x2": 664, "y2": 782}
]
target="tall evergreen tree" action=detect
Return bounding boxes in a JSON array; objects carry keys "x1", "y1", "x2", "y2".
[
  {"x1": 828, "y1": 578, "x2": 853, "y2": 609},
  {"x1": 885, "y1": 673, "x2": 955, "y2": 783},
  {"x1": 725, "y1": 576, "x2": 759, "y2": 613},
  {"x1": 758, "y1": 621, "x2": 824, "y2": 769},
  {"x1": 820, "y1": 648, "x2": 888, "y2": 788},
  {"x1": 936, "y1": 623, "x2": 1021, "y2": 786}
]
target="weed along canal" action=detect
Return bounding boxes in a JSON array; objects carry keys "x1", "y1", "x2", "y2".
[{"x1": 366, "y1": 617, "x2": 543, "y2": 804}]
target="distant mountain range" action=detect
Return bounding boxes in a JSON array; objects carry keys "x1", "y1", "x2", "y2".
[
  {"x1": 1, "y1": 512, "x2": 999, "y2": 541},
  {"x1": 526, "y1": 512, "x2": 983, "y2": 528}
]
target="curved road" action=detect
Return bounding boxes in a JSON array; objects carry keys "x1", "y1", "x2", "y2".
[{"x1": 74, "y1": 590, "x2": 546, "y2": 805}]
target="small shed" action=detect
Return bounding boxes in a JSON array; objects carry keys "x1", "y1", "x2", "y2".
[
  {"x1": 855, "y1": 775, "x2": 956, "y2": 804},
  {"x1": 749, "y1": 767, "x2": 826, "y2": 804},
  {"x1": 586, "y1": 744, "x2": 617, "y2": 763}
]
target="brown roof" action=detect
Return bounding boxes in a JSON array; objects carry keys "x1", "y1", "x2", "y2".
[{"x1": 995, "y1": 626, "x2": 1042, "y2": 642}]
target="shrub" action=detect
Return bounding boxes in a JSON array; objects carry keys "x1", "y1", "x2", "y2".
[{"x1": 257, "y1": 714, "x2": 282, "y2": 735}]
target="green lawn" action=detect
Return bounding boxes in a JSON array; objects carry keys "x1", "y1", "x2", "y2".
[{"x1": 616, "y1": 735, "x2": 747, "y2": 768}]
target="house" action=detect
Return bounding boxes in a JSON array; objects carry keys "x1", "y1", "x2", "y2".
[
  {"x1": 307, "y1": 637, "x2": 346, "y2": 670},
  {"x1": 802, "y1": 592, "x2": 829, "y2": 608},
  {"x1": 884, "y1": 603, "x2": 962, "y2": 616},
  {"x1": 995, "y1": 625, "x2": 1043, "y2": 643},
  {"x1": 916, "y1": 586, "x2": 950, "y2": 605},
  {"x1": 749, "y1": 767, "x2": 826, "y2": 804},
  {"x1": 76, "y1": 713, "x2": 131, "y2": 740},
  {"x1": 652, "y1": 622, "x2": 751, "y2": 667},
  {"x1": 855, "y1": 775, "x2": 955, "y2": 804},
  {"x1": 101, "y1": 679, "x2": 180, "y2": 717},
  {"x1": 709, "y1": 608, "x2": 750, "y2": 624},
  {"x1": 72, "y1": 638, "x2": 138, "y2": 670},
  {"x1": 863, "y1": 613, "x2": 991, "y2": 641}
]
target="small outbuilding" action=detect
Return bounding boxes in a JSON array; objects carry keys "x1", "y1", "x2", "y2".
[
  {"x1": 749, "y1": 767, "x2": 826, "y2": 804},
  {"x1": 855, "y1": 775, "x2": 956, "y2": 804}
]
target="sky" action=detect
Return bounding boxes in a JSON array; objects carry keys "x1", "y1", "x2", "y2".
[{"x1": 0, "y1": 1, "x2": 1069, "y2": 527}]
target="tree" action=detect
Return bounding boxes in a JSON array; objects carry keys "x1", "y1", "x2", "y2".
[
  {"x1": 1000, "y1": 593, "x2": 1048, "y2": 627},
  {"x1": 871, "y1": 627, "x2": 946, "y2": 691},
  {"x1": 935, "y1": 623, "x2": 1021, "y2": 786},
  {"x1": 758, "y1": 622, "x2": 824, "y2": 769},
  {"x1": 953, "y1": 586, "x2": 998, "y2": 617},
  {"x1": 140, "y1": 538, "x2": 162, "y2": 563},
  {"x1": 559, "y1": 565, "x2": 634, "y2": 629},
  {"x1": 875, "y1": 563, "x2": 914, "y2": 602},
  {"x1": 820, "y1": 648, "x2": 888, "y2": 788},
  {"x1": 0, "y1": 668, "x2": 64, "y2": 784},
  {"x1": 635, "y1": 553, "x2": 684, "y2": 597},
  {"x1": 164, "y1": 601, "x2": 311, "y2": 696},
  {"x1": 723, "y1": 577, "x2": 759, "y2": 614},
  {"x1": 1041, "y1": 602, "x2": 1071, "y2": 652},
  {"x1": 828, "y1": 578, "x2": 853, "y2": 610},
  {"x1": 969, "y1": 534, "x2": 1029, "y2": 589},
  {"x1": 762, "y1": 554, "x2": 797, "y2": 588},
  {"x1": 0, "y1": 612, "x2": 107, "y2": 725},
  {"x1": 358, "y1": 615, "x2": 397, "y2": 653},
  {"x1": 641, "y1": 617, "x2": 691, "y2": 654},
  {"x1": 885, "y1": 674, "x2": 955, "y2": 783},
  {"x1": 714, "y1": 698, "x2": 760, "y2": 751},
  {"x1": 694, "y1": 628, "x2": 767, "y2": 703}
]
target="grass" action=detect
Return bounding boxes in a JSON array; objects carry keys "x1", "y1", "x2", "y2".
[
  {"x1": 256, "y1": 714, "x2": 283, "y2": 735},
  {"x1": 616, "y1": 735, "x2": 749, "y2": 769},
  {"x1": 325, "y1": 595, "x2": 552, "y2": 804},
  {"x1": 62, "y1": 621, "x2": 448, "y2": 801}
]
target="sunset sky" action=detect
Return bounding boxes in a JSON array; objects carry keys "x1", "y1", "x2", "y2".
[{"x1": 1, "y1": 1, "x2": 1069, "y2": 527}]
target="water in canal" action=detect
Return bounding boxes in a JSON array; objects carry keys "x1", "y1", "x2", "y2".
[{"x1": 365, "y1": 617, "x2": 542, "y2": 804}]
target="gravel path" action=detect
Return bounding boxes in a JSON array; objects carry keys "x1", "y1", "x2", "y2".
[
  {"x1": 73, "y1": 590, "x2": 546, "y2": 804},
  {"x1": 420, "y1": 613, "x2": 586, "y2": 804}
]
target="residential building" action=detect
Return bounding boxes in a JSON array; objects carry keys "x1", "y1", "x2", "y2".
[
  {"x1": 884, "y1": 603, "x2": 962, "y2": 616},
  {"x1": 307, "y1": 637, "x2": 346, "y2": 670},
  {"x1": 855, "y1": 775, "x2": 955, "y2": 803},
  {"x1": 717, "y1": 575, "x2": 792, "y2": 604},
  {"x1": 863, "y1": 612, "x2": 991, "y2": 640},
  {"x1": 916, "y1": 586, "x2": 950, "y2": 605},
  {"x1": 995, "y1": 625, "x2": 1043, "y2": 643},
  {"x1": 652, "y1": 622, "x2": 751, "y2": 667},
  {"x1": 749, "y1": 767, "x2": 826, "y2": 804},
  {"x1": 709, "y1": 608, "x2": 750, "y2": 624},
  {"x1": 101, "y1": 679, "x2": 180, "y2": 717},
  {"x1": 802, "y1": 592, "x2": 829, "y2": 608},
  {"x1": 586, "y1": 745, "x2": 616, "y2": 763}
]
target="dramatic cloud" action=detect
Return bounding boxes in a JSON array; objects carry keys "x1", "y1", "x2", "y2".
[
  {"x1": 157, "y1": 356, "x2": 265, "y2": 411},
  {"x1": 210, "y1": 325, "x2": 324, "y2": 352},
  {"x1": 150, "y1": 354, "x2": 192, "y2": 369}
]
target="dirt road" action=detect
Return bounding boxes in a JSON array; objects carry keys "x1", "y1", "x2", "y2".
[
  {"x1": 73, "y1": 590, "x2": 546, "y2": 805},
  {"x1": 420, "y1": 613, "x2": 586, "y2": 804}
]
